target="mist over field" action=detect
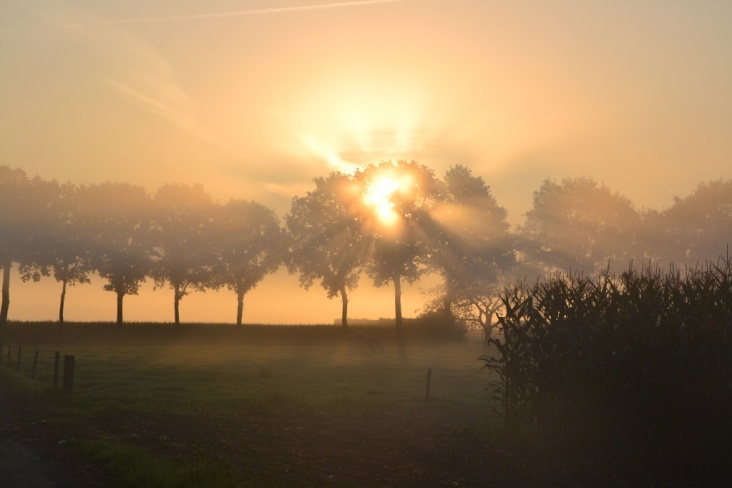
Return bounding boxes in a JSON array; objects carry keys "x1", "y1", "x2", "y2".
[
  {"x1": 2, "y1": 0, "x2": 732, "y2": 326},
  {"x1": 1, "y1": 166, "x2": 730, "y2": 327},
  {"x1": 1, "y1": 1, "x2": 732, "y2": 486}
]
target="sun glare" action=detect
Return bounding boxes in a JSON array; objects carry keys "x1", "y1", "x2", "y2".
[
  {"x1": 295, "y1": 76, "x2": 426, "y2": 173},
  {"x1": 363, "y1": 170, "x2": 413, "y2": 226}
]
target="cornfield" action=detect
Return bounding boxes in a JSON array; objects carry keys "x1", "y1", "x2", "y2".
[{"x1": 480, "y1": 257, "x2": 732, "y2": 484}]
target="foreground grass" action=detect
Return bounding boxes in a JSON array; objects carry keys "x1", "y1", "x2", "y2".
[
  {"x1": 80, "y1": 439, "x2": 245, "y2": 488},
  {"x1": 0, "y1": 327, "x2": 495, "y2": 487},
  {"x1": 67, "y1": 343, "x2": 490, "y2": 416}
]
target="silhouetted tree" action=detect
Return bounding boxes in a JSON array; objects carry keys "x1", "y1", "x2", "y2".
[
  {"x1": 660, "y1": 179, "x2": 732, "y2": 266},
  {"x1": 0, "y1": 166, "x2": 56, "y2": 331},
  {"x1": 286, "y1": 172, "x2": 366, "y2": 329},
  {"x1": 80, "y1": 182, "x2": 154, "y2": 325},
  {"x1": 427, "y1": 165, "x2": 515, "y2": 321},
  {"x1": 151, "y1": 184, "x2": 218, "y2": 325},
  {"x1": 212, "y1": 200, "x2": 284, "y2": 326},
  {"x1": 520, "y1": 177, "x2": 641, "y2": 274},
  {"x1": 42, "y1": 182, "x2": 93, "y2": 325},
  {"x1": 354, "y1": 161, "x2": 440, "y2": 350}
]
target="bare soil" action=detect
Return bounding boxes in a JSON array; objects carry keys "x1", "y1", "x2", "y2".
[
  {"x1": 0, "y1": 386, "x2": 109, "y2": 487},
  {"x1": 0, "y1": 384, "x2": 613, "y2": 487}
]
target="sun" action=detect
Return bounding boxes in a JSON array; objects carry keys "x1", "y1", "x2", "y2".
[{"x1": 362, "y1": 170, "x2": 413, "y2": 226}]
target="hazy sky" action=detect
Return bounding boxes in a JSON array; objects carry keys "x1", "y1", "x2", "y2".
[{"x1": 2, "y1": 0, "x2": 731, "y2": 323}]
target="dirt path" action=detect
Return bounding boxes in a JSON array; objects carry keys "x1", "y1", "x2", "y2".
[{"x1": 0, "y1": 385, "x2": 105, "y2": 488}]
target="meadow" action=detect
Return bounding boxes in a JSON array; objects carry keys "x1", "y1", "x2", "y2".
[
  {"x1": 1, "y1": 324, "x2": 555, "y2": 488},
  {"x1": 5, "y1": 303, "x2": 727, "y2": 487}
]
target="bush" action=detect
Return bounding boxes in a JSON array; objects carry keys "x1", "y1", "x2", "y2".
[
  {"x1": 409, "y1": 311, "x2": 467, "y2": 342},
  {"x1": 480, "y1": 257, "x2": 732, "y2": 486}
]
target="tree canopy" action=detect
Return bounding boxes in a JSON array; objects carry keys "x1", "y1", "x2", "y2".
[
  {"x1": 353, "y1": 160, "x2": 441, "y2": 349},
  {"x1": 286, "y1": 172, "x2": 366, "y2": 328},
  {"x1": 660, "y1": 179, "x2": 732, "y2": 266},
  {"x1": 79, "y1": 182, "x2": 154, "y2": 325},
  {"x1": 151, "y1": 184, "x2": 219, "y2": 325},
  {"x1": 212, "y1": 199, "x2": 285, "y2": 326},
  {"x1": 520, "y1": 177, "x2": 641, "y2": 274},
  {"x1": 0, "y1": 163, "x2": 729, "y2": 332},
  {"x1": 428, "y1": 165, "x2": 515, "y2": 314},
  {"x1": 0, "y1": 167, "x2": 59, "y2": 331}
]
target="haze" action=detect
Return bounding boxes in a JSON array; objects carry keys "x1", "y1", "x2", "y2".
[{"x1": 2, "y1": 0, "x2": 731, "y2": 323}]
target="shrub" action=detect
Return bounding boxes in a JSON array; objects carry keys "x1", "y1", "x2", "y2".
[{"x1": 480, "y1": 257, "x2": 732, "y2": 485}]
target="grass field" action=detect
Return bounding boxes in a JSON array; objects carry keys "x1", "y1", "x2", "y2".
[
  {"x1": 2, "y1": 323, "x2": 540, "y2": 487},
  {"x1": 2, "y1": 322, "x2": 491, "y2": 414},
  {"x1": 54, "y1": 342, "x2": 492, "y2": 416}
]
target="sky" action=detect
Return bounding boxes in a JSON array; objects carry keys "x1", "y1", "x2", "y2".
[{"x1": 1, "y1": 0, "x2": 732, "y2": 324}]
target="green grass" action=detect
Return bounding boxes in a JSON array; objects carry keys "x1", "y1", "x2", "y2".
[
  {"x1": 0, "y1": 362, "x2": 45, "y2": 395},
  {"x1": 0, "y1": 331, "x2": 496, "y2": 487},
  {"x1": 80, "y1": 439, "x2": 245, "y2": 488},
  {"x1": 61, "y1": 342, "x2": 491, "y2": 416}
]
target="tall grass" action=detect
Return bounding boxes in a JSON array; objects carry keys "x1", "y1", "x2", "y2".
[{"x1": 480, "y1": 257, "x2": 732, "y2": 485}]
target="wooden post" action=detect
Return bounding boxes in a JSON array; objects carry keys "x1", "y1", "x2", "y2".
[
  {"x1": 31, "y1": 350, "x2": 39, "y2": 379},
  {"x1": 6, "y1": 343, "x2": 10, "y2": 363},
  {"x1": 54, "y1": 352, "x2": 60, "y2": 388},
  {"x1": 425, "y1": 367, "x2": 432, "y2": 402},
  {"x1": 63, "y1": 355, "x2": 75, "y2": 394},
  {"x1": 16, "y1": 346, "x2": 21, "y2": 371}
]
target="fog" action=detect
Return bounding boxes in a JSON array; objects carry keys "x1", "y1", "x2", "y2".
[{"x1": 1, "y1": 165, "x2": 730, "y2": 325}]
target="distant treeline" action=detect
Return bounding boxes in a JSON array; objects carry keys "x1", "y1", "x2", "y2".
[{"x1": 1, "y1": 163, "x2": 730, "y2": 343}]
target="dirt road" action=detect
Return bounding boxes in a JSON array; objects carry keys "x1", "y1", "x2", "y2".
[{"x1": 0, "y1": 385, "x2": 104, "y2": 488}]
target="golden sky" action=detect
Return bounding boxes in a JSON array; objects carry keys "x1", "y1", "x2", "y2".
[{"x1": 2, "y1": 0, "x2": 732, "y2": 323}]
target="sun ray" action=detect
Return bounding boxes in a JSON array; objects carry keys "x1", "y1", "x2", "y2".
[{"x1": 362, "y1": 169, "x2": 414, "y2": 226}]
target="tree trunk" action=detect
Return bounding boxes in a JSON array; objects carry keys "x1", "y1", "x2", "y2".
[
  {"x1": 393, "y1": 273, "x2": 405, "y2": 353},
  {"x1": 236, "y1": 290, "x2": 245, "y2": 326},
  {"x1": 340, "y1": 286, "x2": 349, "y2": 329},
  {"x1": 116, "y1": 291, "x2": 124, "y2": 325},
  {"x1": 0, "y1": 260, "x2": 11, "y2": 327},
  {"x1": 482, "y1": 312, "x2": 495, "y2": 343},
  {"x1": 173, "y1": 284, "x2": 181, "y2": 326},
  {"x1": 0, "y1": 260, "x2": 10, "y2": 343},
  {"x1": 59, "y1": 278, "x2": 68, "y2": 324},
  {"x1": 442, "y1": 275, "x2": 456, "y2": 318}
]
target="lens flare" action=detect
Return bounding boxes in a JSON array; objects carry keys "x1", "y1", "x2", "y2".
[{"x1": 362, "y1": 170, "x2": 413, "y2": 226}]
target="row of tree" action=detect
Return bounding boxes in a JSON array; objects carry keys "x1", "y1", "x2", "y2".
[
  {"x1": 1, "y1": 163, "x2": 730, "y2": 346},
  {"x1": 0, "y1": 168, "x2": 285, "y2": 329}
]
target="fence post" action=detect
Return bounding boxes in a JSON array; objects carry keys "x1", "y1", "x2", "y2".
[
  {"x1": 16, "y1": 346, "x2": 21, "y2": 371},
  {"x1": 425, "y1": 367, "x2": 432, "y2": 402},
  {"x1": 31, "y1": 351, "x2": 39, "y2": 379},
  {"x1": 6, "y1": 343, "x2": 10, "y2": 363},
  {"x1": 63, "y1": 355, "x2": 75, "y2": 394},
  {"x1": 54, "y1": 352, "x2": 60, "y2": 388}
]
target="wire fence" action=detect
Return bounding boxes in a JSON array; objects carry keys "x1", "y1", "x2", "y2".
[
  {"x1": 0, "y1": 342, "x2": 75, "y2": 393},
  {"x1": 464, "y1": 329, "x2": 487, "y2": 344}
]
